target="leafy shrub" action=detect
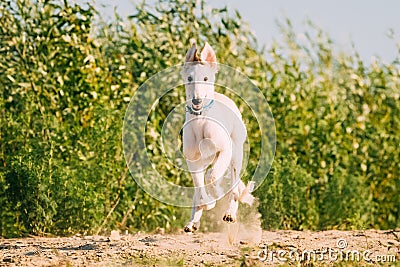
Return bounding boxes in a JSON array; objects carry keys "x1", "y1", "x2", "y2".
[
  {"x1": 4, "y1": 156, "x2": 57, "y2": 236},
  {"x1": 255, "y1": 155, "x2": 317, "y2": 230}
]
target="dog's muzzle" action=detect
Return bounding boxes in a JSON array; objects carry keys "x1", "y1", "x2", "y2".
[
  {"x1": 191, "y1": 98, "x2": 203, "y2": 113},
  {"x1": 186, "y1": 99, "x2": 214, "y2": 116},
  {"x1": 191, "y1": 98, "x2": 202, "y2": 106}
]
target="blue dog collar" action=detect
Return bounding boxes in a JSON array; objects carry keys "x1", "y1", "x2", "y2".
[{"x1": 186, "y1": 99, "x2": 215, "y2": 116}]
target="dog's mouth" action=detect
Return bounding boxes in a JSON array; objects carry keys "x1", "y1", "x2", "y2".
[
  {"x1": 187, "y1": 99, "x2": 214, "y2": 116},
  {"x1": 191, "y1": 104, "x2": 203, "y2": 111}
]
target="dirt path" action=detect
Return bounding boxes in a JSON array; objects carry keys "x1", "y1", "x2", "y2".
[{"x1": 1, "y1": 229, "x2": 399, "y2": 266}]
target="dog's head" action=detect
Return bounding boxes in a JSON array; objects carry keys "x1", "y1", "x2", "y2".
[{"x1": 181, "y1": 41, "x2": 218, "y2": 113}]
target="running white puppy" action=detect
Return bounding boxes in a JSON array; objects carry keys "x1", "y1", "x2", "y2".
[{"x1": 181, "y1": 41, "x2": 254, "y2": 233}]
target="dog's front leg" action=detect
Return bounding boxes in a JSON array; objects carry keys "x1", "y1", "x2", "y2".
[
  {"x1": 207, "y1": 146, "x2": 232, "y2": 184},
  {"x1": 184, "y1": 163, "x2": 213, "y2": 233}
]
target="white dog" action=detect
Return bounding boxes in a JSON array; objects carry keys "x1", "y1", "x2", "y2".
[{"x1": 181, "y1": 41, "x2": 254, "y2": 233}]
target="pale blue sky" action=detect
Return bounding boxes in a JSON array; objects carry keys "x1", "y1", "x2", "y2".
[{"x1": 81, "y1": 0, "x2": 400, "y2": 64}]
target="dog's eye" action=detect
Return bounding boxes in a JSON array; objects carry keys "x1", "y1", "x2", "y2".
[
  {"x1": 188, "y1": 76, "x2": 193, "y2": 82},
  {"x1": 204, "y1": 77, "x2": 208, "y2": 81}
]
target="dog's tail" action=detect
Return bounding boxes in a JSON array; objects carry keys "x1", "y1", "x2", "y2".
[{"x1": 238, "y1": 180, "x2": 255, "y2": 206}]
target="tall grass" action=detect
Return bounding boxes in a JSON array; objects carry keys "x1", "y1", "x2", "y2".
[{"x1": 0, "y1": 0, "x2": 399, "y2": 237}]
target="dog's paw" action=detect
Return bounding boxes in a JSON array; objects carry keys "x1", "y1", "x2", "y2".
[
  {"x1": 184, "y1": 222, "x2": 199, "y2": 233},
  {"x1": 223, "y1": 213, "x2": 236, "y2": 223}
]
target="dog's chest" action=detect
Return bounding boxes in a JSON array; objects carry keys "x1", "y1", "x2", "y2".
[{"x1": 189, "y1": 115, "x2": 232, "y2": 142}]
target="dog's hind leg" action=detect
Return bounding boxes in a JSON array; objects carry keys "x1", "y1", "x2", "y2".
[
  {"x1": 223, "y1": 141, "x2": 254, "y2": 223},
  {"x1": 223, "y1": 163, "x2": 240, "y2": 223},
  {"x1": 223, "y1": 141, "x2": 242, "y2": 223}
]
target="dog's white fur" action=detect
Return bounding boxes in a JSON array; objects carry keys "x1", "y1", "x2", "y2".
[{"x1": 181, "y1": 41, "x2": 254, "y2": 233}]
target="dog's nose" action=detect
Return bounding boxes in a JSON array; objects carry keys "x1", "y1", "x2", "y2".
[{"x1": 192, "y1": 98, "x2": 202, "y2": 105}]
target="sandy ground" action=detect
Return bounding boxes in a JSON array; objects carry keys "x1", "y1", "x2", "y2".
[
  {"x1": 1, "y1": 229, "x2": 399, "y2": 266},
  {"x1": 1, "y1": 200, "x2": 399, "y2": 266}
]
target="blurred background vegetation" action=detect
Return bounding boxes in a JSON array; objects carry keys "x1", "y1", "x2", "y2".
[{"x1": 1, "y1": 0, "x2": 399, "y2": 237}]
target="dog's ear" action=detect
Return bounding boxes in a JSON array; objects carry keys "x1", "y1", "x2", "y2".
[
  {"x1": 185, "y1": 42, "x2": 200, "y2": 62},
  {"x1": 200, "y1": 42, "x2": 217, "y2": 65}
]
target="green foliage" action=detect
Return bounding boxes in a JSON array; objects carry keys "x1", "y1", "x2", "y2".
[
  {"x1": 0, "y1": 0, "x2": 399, "y2": 237},
  {"x1": 4, "y1": 156, "x2": 57, "y2": 235},
  {"x1": 255, "y1": 156, "x2": 317, "y2": 230},
  {"x1": 0, "y1": 0, "x2": 110, "y2": 236},
  {"x1": 261, "y1": 20, "x2": 400, "y2": 229}
]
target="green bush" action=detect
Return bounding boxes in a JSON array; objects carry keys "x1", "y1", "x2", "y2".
[
  {"x1": 0, "y1": 0, "x2": 399, "y2": 237},
  {"x1": 4, "y1": 156, "x2": 57, "y2": 235},
  {"x1": 255, "y1": 155, "x2": 317, "y2": 230},
  {"x1": 262, "y1": 21, "x2": 400, "y2": 229}
]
